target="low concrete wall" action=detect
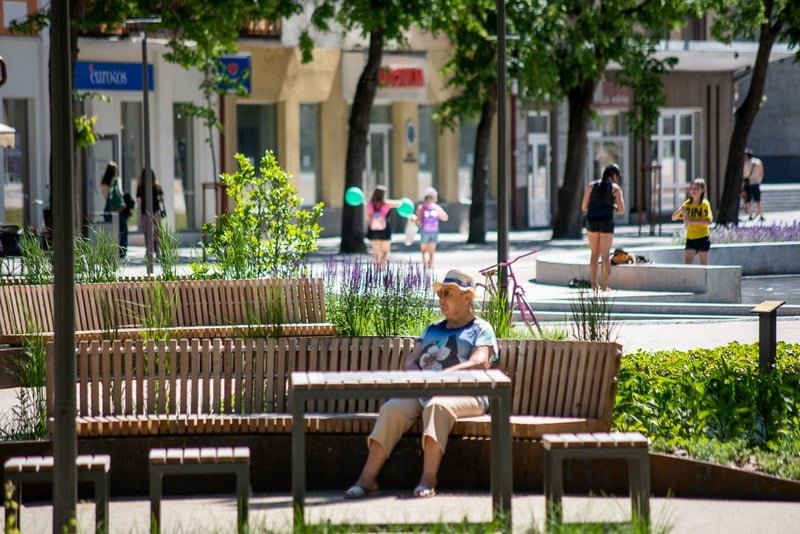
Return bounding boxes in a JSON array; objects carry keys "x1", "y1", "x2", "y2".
[
  {"x1": 536, "y1": 252, "x2": 742, "y2": 303},
  {"x1": 634, "y1": 242, "x2": 800, "y2": 276}
]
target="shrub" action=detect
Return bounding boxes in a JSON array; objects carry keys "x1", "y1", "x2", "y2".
[{"x1": 195, "y1": 151, "x2": 324, "y2": 279}]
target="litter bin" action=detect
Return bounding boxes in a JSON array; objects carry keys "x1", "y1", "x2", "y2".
[{"x1": 0, "y1": 224, "x2": 20, "y2": 256}]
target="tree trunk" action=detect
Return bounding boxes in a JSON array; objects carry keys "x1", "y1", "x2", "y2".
[
  {"x1": 717, "y1": 16, "x2": 782, "y2": 225},
  {"x1": 552, "y1": 79, "x2": 596, "y2": 238},
  {"x1": 339, "y1": 29, "x2": 384, "y2": 253},
  {"x1": 467, "y1": 85, "x2": 497, "y2": 244}
]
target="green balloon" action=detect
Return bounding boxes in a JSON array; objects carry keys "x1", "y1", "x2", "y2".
[
  {"x1": 397, "y1": 198, "x2": 415, "y2": 218},
  {"x1": 344, "y1": 187, "x2": 364, "y2": 206}
]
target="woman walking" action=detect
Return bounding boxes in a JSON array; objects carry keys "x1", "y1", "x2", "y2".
[
  {"x1": 581, "y1": 164, "x2": 625, "y2": 291},
  {"x1": 672, "y1": 178, "x2": 713, "y2": 265}
]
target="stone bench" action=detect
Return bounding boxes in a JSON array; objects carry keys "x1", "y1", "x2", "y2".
[
  {"x1": 4, "y1": 454, "x2": 110, "y2": 533},
  {"x1": 149, "y1": 446, "x2": 250, "y2": 534},
  {"x1": 543, "y1": 432, "x2": 650, "y2": 527}
]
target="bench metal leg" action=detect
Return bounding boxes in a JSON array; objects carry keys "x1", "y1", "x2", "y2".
[
  {"x1": 150, "y1": 468, "x2": 163, "y2": 534},
  {"x1": 543, "y1": 450, "x2": 564, "y2": 528},
  {"x1": 235, "y1": 464, "x2": 250, "y2": 533},
  {"x1": 628, "y1": 450, "x2": 650, "y2": 525},
  {"x1": 84, "y1": 469, "x2": 110, "y2": 533}
]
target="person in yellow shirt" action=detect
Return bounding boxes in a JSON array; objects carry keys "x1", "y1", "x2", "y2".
[{"x1": 672, "y1": 178, "x2": 713, "y2": 265}]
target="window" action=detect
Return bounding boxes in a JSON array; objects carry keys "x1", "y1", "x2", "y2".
[
  {"x1": 299, "y1": 104, "x2": 321, "y2": 205},
  {"x1": 2, "y1": 99, "x2": 28, "y2": 226},
  {"x1": 458, "y1": 120, "x2": 478, "y2": 203},
  {"x1": 651, "y1": 110, "x2": 701, "y2": 212},
  {"x1": 173, "y1": 104, "x2": 196, "y2": 229},
  {"x1": 121, "y1": 101, "x2": 142, "y2": 227},
  {"x1": 237, "y1": 104, "x2": 277, "y2": 166},
  {"x1": 418, "y1": 105, "x2": 438, "y2": 199}
]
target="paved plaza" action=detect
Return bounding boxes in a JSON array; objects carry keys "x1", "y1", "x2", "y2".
[{"x1": 3, "y1": 204, "x2": 800, "y2": 533}]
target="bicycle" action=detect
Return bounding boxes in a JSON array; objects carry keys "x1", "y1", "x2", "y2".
[{"x1": 478, "y1": 249, "x2": 542, "y2": 336}]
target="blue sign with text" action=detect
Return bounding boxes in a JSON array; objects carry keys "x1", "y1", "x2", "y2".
[
  {"x1": 218, "y1": 55, "x2": 251, "y2": 94},
  {"x1": 74, "y1": 61, "x2": 154, "y2": 91}
]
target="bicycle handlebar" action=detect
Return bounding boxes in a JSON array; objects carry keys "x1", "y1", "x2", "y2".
[{"x1": 478, "y1": 248, "x2": 540, "y2": 275}]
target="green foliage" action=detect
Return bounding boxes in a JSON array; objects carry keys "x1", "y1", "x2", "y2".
[
  {"x1": 569, "y1": 290, "x2": 618, "y2": 342},
  {"x1": 195, "y1": 151, "x2": 324, "y2": 279},
  {"x1": 20, "y1": 229, "x2": 52, "y2": 285},
  {"x1": 17, "y1": 313, "x2": 46, "y2": 388},
  {"x1": 480, "y1": 283, "x2": 511, "y2": 339},
  {"x1": 138, "y1": 283, "x2": 176, "y2": 341},
  {"x1": 74, "y1": 228, "x2": 121, "y2": 283},
  {"x1": 73, "y1": 114, "x2": 98, "y2": 148},
  {"x1": 614, "y1": 342, "x2": 800, "y2": 479},
  {"x1": 323, "y1": 257, "x2": 438, "y2": 337},
  {"x1": 157, "y1": 223, "x2": 181, "y2": 281}
]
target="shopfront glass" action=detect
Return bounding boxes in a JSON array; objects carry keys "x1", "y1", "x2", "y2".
[
  {"x1": 299, "y1": 104, "x2": 320, "y2": 205},
  {"x1": 173, "y1": 104, "x2": 196, "y2": 230},
  {"x1": 237, "y1": 104, "x2": 278, "y2": 166},
  {"x1": 587, "y1": 112, "x2": 629, "y2": 221},
  {"x1": 418, "y1": 105, "x2": 438, "y2": 199},
  {"x1": 121, "y1": 101, "x2": 143, "y2": 230},
  {"x1": 527, "y1": 113, "x2": 550, "y2": 227},
  {"x1": 365, "y1": 105, "x2": 392, "y2": 196},
  {"x1": 458, "y1": 120, "x2": 478, "y2": 203},
  {"x1": 651, "y1": 110, "x2": 700, "y2": 213},
  {"x1": 2, "y1": 99, "x2": 29, "y2": 226}
]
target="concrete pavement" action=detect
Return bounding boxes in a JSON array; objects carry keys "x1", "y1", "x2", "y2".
[{"x1": 11, "y1": 491, "x2": 800, "y2": 533}]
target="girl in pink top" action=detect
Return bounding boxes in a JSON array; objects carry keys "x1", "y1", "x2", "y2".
[
  {"x1": 365, "y1": 186, "x2": 402, "y2": 266},
  {"x1": 414, "y1": 187, "x2": 448, "y2": 269}
]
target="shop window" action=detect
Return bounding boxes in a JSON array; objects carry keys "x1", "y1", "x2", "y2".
[
  {"x1": 121, "y1": 102, "x2": 143, "y2": 229},
  {"x1": 2, "y1": 99, "x2": 29, "y2": 226},
  {"x1": 418, "y1": 105, "x2": 438, "y2": 199},
  {"x1": 237, "y1": 104, "x2": 277, "y2": 165},
  {"x1": 173, "y1": 104, "x2": 196, "y2": 230},
  {"x1": 299, "y1": 104, "x2": 320, "y2": 205},
  {"x1": 651, "y1": 109, "x2": 701, "y2": 212}
]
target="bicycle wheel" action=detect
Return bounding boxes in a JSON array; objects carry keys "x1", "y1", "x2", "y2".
[{"x1": 514, "y1": 289, "x2": 543, "y2": 336}]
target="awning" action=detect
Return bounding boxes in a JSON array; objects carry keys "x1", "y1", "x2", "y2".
[{"x1": 0, "y1": 122, "x2": 15, "y2": 149}]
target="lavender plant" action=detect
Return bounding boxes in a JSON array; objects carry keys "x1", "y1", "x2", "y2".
[
  {"x1": 712, "y1": 222, "x2": 800, "y2": 244},
  {"x1": 322, "y1": 256, "x2": 438, "y2": 336}
]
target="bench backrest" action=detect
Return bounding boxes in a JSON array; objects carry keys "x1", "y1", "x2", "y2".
[
  {"x1": 0, "y1": 278, "x2": 326, "y2": 339},
  {"x1": 47, "y1": 337, "x2": 621, "y2": 425}
]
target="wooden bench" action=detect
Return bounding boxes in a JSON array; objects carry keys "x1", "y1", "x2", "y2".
[
  {"x1": 543, "y1": 432, "x2": 650, "y2": 527},
  {"x1": 0, "y1": 277, "x2": 334, "y2": 345},
  {"x1": 149, "y1": 446, "x2": 250, "y2": 534},
  {"x1": 4, "y1": 454, "x2": 110, "y2": 533},
  {"x1": 47, "y1": 336, "x2": 622, "y2": 441}
]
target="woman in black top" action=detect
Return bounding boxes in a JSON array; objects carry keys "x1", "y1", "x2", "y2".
[
  {"x1": 136, "y1": 169, "x2": 165, "y2": 259},
  {"x1": 580, "y1": 164, "x2": 625, "y2": 291}
]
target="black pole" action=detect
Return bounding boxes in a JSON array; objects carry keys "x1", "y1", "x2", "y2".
[
  {"x1": 142, "y1": 30, "x2": 154, "y2": 273},
  {"x1": 50, "y1": 0, "x2": 77, "y2": 529},
  {"x1": 497, "y1": 0, "x2": 509, "y2": 293}
]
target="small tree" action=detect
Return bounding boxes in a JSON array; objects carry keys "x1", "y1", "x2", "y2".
[{"x1": 196, "y1": 151, "x2": 324, "y2": 279}]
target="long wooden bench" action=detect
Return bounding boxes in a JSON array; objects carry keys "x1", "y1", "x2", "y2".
[
  {"x1": 0, "y1": 278, "x2": 333, "y2": 345},
  {"x1": 46, "y1": 336, "x2": 622, "y2": 440}
]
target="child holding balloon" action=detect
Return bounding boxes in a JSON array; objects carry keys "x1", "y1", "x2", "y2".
[{"x1": 365, "y1": 186, "x2": 403, "y2": 266}]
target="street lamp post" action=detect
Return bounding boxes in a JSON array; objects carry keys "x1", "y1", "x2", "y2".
[
  {"x1": 496, "y1": 0, "x2": 509, "y2": 293},
  {"x1": 126, "y1": 16, "x2": 161, "y2": 273}
]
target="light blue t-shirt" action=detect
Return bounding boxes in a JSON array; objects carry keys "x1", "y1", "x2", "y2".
[{"x1": 414, "y1": 317, "x2": 499, "y2": 411}]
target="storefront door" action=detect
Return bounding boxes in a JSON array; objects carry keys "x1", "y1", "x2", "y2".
[
  {"x1": 527, "y1": 134, "x2": 550, "y2": 227},
  {"x1": 587, "y1": 137, "x2": 629, "y2": 224},
  {"x1": 89, "y1": 136, "x2": 119, "y2": 221},
  {"x1": 366, "y1": 124, "x2": 392, "y2": 195}
]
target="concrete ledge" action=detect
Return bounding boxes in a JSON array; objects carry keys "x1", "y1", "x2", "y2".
[{"x1": 536, "y1": 252, "x2": 742, "y2": 303}]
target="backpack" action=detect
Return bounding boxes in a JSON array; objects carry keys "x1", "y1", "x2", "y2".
[
  {"x1": 369, "y1": 204, "x2": 387, "y2": 231},
  {"x1": 107, "y1": 179, "x2": 124, "y2": 211},
  {"x1": 610, "y1": 248, "x2": 634, "y2": 265}
]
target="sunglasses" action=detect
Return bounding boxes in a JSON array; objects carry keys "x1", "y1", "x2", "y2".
[{"x1": 435, "y1": 288, "x2": 459, "y2": 299}]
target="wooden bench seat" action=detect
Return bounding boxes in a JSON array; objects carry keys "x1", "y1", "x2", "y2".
[
  {"x1": 149, "y1": 447, "x2": 250, "y2": 533},
  {"x1": 49, "y1": 336, "x2": 622, "y2": 442},
  {"x1": 543, "y1": 431, "x2": 650, "y2": 526},
  {"x1": 0, "y1": 278, "x2": 333, "y2": 345},
  {"x1": 4, "y1": 454, "x2": 110, "y2": 533}
]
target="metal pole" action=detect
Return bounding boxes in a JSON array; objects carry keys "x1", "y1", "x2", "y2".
[
  {"x1": 142, "y1": 30, "x2": 153, "y2": 273},
  {"x1": 50, "y1": 0, "x2": 77, "y2": 530},
  {"x1": 496, "y1": 0, "x2": 509, "y2": 294}
]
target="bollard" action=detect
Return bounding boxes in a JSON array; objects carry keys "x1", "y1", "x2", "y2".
[{"x1": 749, "y1": 300, "x2": 785, "y2": 373}]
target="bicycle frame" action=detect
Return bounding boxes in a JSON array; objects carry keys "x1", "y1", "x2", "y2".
[{"x1": 479, "y1": 249, "x2": 542, "y2": 335}]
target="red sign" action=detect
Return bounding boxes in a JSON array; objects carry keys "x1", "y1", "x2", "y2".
[
  {"x1": 595, "y1": 81, "x2": 631, "y2": 108},
  {"x1": 378, "y1": 67, "x2": 425, "y2": 88}
]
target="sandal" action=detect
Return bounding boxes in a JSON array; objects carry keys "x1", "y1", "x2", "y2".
[
  {"x1": 412, "y1": 484, "x2": 436, "y2": 499},
  {"x1": 344, "y1": 484, "x2": 379, "y2": 499}
]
